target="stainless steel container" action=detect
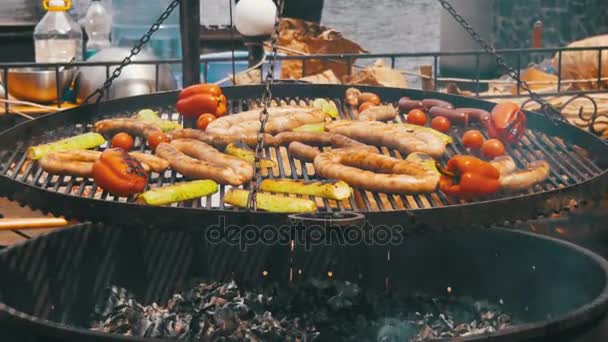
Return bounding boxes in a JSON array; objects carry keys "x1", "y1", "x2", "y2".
[
  {"x1": 77, "y1": 47, "x2": 178, "y2": 100},
  {"x1": 2, "y1": 68, "x2": 76, "y2": 103}
]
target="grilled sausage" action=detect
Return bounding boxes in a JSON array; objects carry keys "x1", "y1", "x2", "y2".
[
  {"x1": 428, "y1": 107, "x2": 469, "y2": 125},
  {"x1": 169, "y1": 128, "x2": 277, "y2": 149},
  {"x1": 39, "y1": 150, "x2": 169, "y2": 176},
  {"x1": 276, "y1": 132, "x2": 377, "y2": 162},
  {"x1": 422, "y1": 99, "x2": 454, "y2": 110},
  {"x1": 490, "y1": 156, "x2": 518, "y2": 176},
  {"x1": 94, "y1": 118, "x2": 163, "y2": 137},
  {"x1": 398, "y1": 97, "x2": 424, "y2": 112},
  {"x1": 313, "y1": 149, "x2": 439, "y2": 194},
  {"x1": 155, "y1": 139, "x2": 253, "y2": 186},
  {"x1": 357, "y1": 104, "x2": 398, "y2": 121},
  {"x1": 325, "y1": 120, "x2": 447, "y2": 158},
  {"x1": 499, "y1": 160, "x2": 550, "y2": 191},
  {"x1": 457, "y1": 108, "x2": 491, "y2": 122},
  {"x1": 205, "y1": 106, "x2": 327, "y2": 135},
  {"x1": 128, "y1": 152, "x2": 170, "y2": 173},
  {"x1": 38, "y1": 151, "x2": 97, "y2": 176},
  {"x1": 287, "y1": 142, "x2": 321, "y2": 162}
]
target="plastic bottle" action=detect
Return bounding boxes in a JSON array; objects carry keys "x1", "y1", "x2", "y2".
[
  {"x1": 34, "y1": 0, "x2": 83, "y2": 63},
  {"x1": 82, "y1": 0, "x2": 112, "y2": 59}
]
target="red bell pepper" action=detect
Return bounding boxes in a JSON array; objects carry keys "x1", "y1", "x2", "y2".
[
  {"x1": 437, "y1": 155, "x2": 500, "y2": 198},
  {"x1": 176, "y1": 83, "x2": 226, "y2": 118},
  {"x1": 487, "y1": 102, "x2": 527, "y2": 144}
]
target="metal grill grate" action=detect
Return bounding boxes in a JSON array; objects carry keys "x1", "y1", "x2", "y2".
[{"x1": 1, "y1": 94, "x2": 604, "y2": 215}]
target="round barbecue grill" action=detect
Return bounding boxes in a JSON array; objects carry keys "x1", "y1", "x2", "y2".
[
  {"x1": 2, "y1": 223, "x2": 608, "y2": 341},
  {"x1": 0, "y1": 84, "x2": 607, "y2": 230}
]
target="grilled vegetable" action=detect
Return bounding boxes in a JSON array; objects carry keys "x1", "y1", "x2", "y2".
[
  {"x1": 488, "y1": 102, "x2": 526, "y2": 144},
  {"x1": 27, "y1": 132, "x2": 105, "y2": 160},
  {"x1": 260, "y1": 179, "x2": 352, "y2": 200},
  {"x1": 147, "y1": 132, "x2": 171, "y2": 150},
  {"x1": 111, "y1": 132, "x2": 134, "y2": 150},
  {"x1": 137, "y1": 180, "x2": 218, "y2": 206},
  {"x1": 224, "y1": 189, "x2": 317, "y2": 213},
  {"x1": 402, "y1": 123, "x2": 453, "y2": 144},
  {"x1": 437, "y1": 155, "x2": 500, "y2": 198},
  {"x1": 312, "y1": 98, "x2": 339, "y2": 118},
  {"x1": 293, "y1": 123, "x2": 325, "y2": 133},
  {"x1": 406, "y1": 109, "x2": 427, "y2": 126},
  {"x1": 92, "y1": 148, "x2": 148, "y2": 197},
  {"x1": 196, "y1": 114, "x2": 216, "y2": 130},
  {"x1": 406, "y1": 152, "x2": 439, "y2": 175},
  {"x1": 431, "y1": 116, "x2": 451, "y2": 133},
  {"x1": 225, "y1": 142, "x2": 276, "y2": 168},
  {"x1": 357, "y1": 92, "x2": 381, "y2": 106},
  {"x1": 481, "y1": 139, "x2": 506, "y2": 158},
  {"x1": 176, "y1": 84, "x2": 226, "y2": 118},
  {"x1": 135, "y1": 109, "x2": 182, "y2": 132},
  {"x1": 178, "y1": 84, "x2": 222, "y2": 100}
]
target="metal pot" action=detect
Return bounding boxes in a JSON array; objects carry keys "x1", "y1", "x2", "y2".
[
  {"x1": 77, "y1": 47, "x2": 178, "y2": 101},
  {"x1": 1, "y1": 67, "x2": 76, "y2": 103}
]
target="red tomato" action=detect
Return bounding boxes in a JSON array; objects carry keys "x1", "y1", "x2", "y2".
[
  {"x1": 196, "y1": 113, "x2": 216, "y2": 130},
  {"x1": 481, "y1": 139, "x2": 506, "y2": 158},
  {"x1": 462, "y1": 130, "x2": 485, "y2": 150},
  {"x1": 431, "y1": 116, "x2": 451, "y2": 132},
  {"x1": 358, "y1": 102, "x2": 375, "y2": 113},
  {"x1": 110, "y1": 132, "x2": 134, "y2": 150},
  {"x1": 406, "y1": 109, "x2": 427, "y2": 126},
  {"x1": 147, "y1": 132, "x2": 171, "y2": 150}
]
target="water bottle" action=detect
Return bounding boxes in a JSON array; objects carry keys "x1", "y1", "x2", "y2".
[
  {"x1": 34, "y1": 0, "x2": 83, "y2": 63},
  {"x1": 110, "y1": 0, "x2": 182, "y2": 85},
  {"x1": 82, "y1": 0, "x2": 112, "y2": 59}
]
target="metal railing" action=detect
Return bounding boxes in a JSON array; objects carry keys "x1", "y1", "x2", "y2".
[{"x1": 1, "y1": 46, "x2": 606, "y2": 115}]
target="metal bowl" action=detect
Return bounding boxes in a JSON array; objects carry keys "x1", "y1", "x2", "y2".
[
  {"x1": 77, "y1": 47, "x2": 178, "y2": 101},
  {"x1": 2, "y1": 67, "x2": 76, "y2": 103}
]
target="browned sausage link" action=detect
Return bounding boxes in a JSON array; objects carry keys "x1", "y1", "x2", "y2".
[
  {"x1": 398, "y1": 99, "x2": 424, "y2": 112},
  {"x1": 428, "y1": 107, "x2": 469, "y2": 126},
  {"x1": 421, "y1": 99, "x2": 454, "y2": 110},
  {"x1": 288, "y1": 141, "x2": 321, "y2": 162},
  {"x1": 274, "y1": 132, "x2": 377, "y2": 153},
  {"x1": 456, "y1": 108, "x2": 490, "y2": 122},
  {"x1": 93, "y1": 118, "x2": 162, "y2": 137},
  {"x1": 155, "y1": 142, "x2": 250, "y2": 186},
  {"x1": 169, "y1": 128, "x2": 276, "y2": 149}
]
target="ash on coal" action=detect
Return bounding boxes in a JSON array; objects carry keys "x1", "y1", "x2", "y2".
[{"x1": 90, "y1": 279, "x2": 515, "y2": 341}]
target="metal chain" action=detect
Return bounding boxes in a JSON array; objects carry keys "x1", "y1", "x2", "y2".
[
  {"x1": 248, "y1": 0, "x2": 284, "y2": 211},
  {"x1": 436, "y1": 0, "x2": 565, "y2": 122},
  {"x1": 83, "y1": 0, "x2": 181, "y2": 104}
]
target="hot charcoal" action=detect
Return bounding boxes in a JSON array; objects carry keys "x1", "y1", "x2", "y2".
[{"x1": 91, "y1": 279, "x2": 516, "y2": 341}]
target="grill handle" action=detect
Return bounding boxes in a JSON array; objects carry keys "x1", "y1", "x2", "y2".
[{"x1": 288, "y1": 212, "x2": 366, "y2": 228}]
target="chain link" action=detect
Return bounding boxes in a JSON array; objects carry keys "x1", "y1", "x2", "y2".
[
  {"x1": 247, "y1": 0, "x2": 284, "y2": 211},
  {"x1": 83, "y1": 0, "x2": 181, "y2": 104},
  {"x1": 436, "y1": 0, "x2": 565, "y2": 122}
]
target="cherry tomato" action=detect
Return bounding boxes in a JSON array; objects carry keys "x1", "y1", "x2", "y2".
[
  {"x1": 111, "y1": 132, "x2": 134, "y2": 150},
  {"x1": 431, "y1": 116, "x2": 451, "y2": 132},
  {"x1": 147, "y1": 132, "x2": 171, "y2": 150},
  {"x1": 358, "y1": 102, "x2": 375, "y2": 113},
  {"x1": 196, "y1": 113, "x2": 216, "y2": 130},
  {"x1": 406, "y1": 109, "x2": 427, "y2": 126},
  {"x1": 481, "y1": 139, "x2": 506, "y2": 158},
  {"x1": 462, "y1": 130, "x2": 485, "y2": 150}
]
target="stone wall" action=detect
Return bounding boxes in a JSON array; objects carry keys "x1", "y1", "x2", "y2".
[{"x1": 493, "y1": 0, "x2": 608, "y2": 65}]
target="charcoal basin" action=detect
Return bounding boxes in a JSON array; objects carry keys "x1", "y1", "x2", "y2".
[{"x1": 0, "y1": 223, "x2": 608, "y2": 341}]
